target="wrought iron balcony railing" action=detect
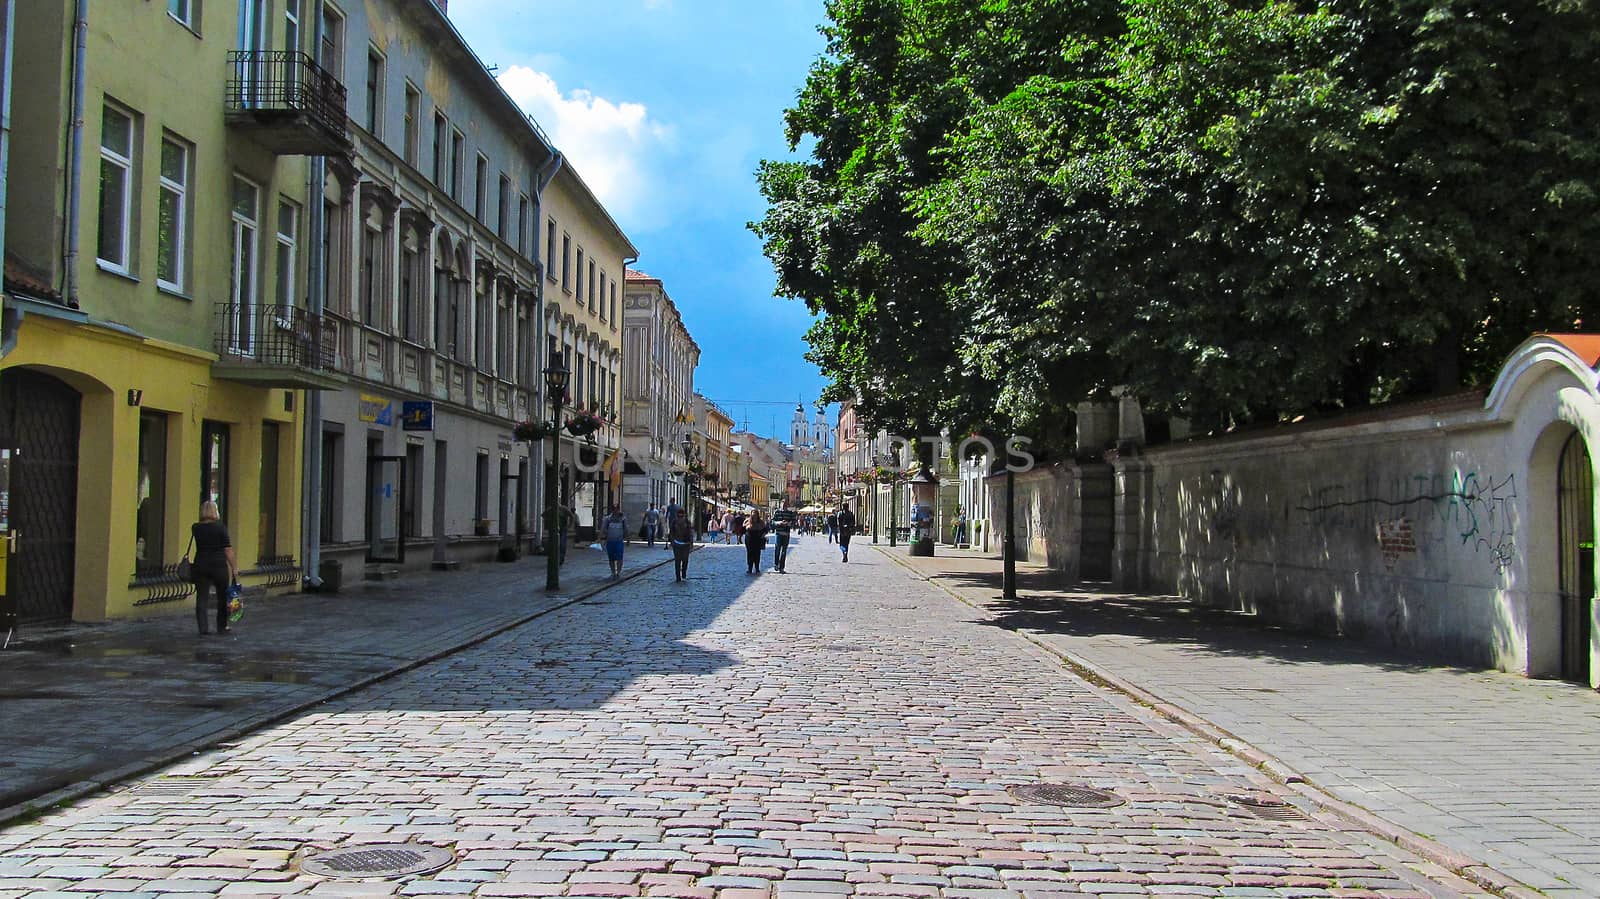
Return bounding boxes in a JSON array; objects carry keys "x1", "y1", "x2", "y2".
[
  {"x1": 225, "y1": 50, "x2": 350, "y2": 155},
  {"x1": 214, "y1": 303, "x2": 338, "y2": 376}
]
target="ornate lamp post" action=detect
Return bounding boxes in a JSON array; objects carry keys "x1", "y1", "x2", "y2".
[{"x1": 542, "y1": 354, "x2": 570, "y2": 592}]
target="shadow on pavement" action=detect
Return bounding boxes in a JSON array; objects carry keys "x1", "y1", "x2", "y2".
[{"x1": 932, "y1": 562, "x2": 1490, "y2": 677}]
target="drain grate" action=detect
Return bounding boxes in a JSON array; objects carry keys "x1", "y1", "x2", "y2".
[
  {"x1": 1007, "y1": 783, "x2": 1125, "y2": 808},
  {"x1": 125, "y1": 776, "x2": 217, "y2": 797},
  {"x1": 1226, "y1": 793, "x2": 1311, "y2": 821},
  {"x1": 301, "y1": 843, "x2": 454, "y2": 879}
]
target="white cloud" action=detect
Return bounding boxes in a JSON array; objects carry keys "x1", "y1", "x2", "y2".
[{"x1": 496, "y1": 65, "x2": 673, "y2": 224}]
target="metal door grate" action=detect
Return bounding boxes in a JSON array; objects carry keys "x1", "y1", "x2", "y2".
[{"x1": 1558, "y1": 432, "x2": 1593, "y2": 683}]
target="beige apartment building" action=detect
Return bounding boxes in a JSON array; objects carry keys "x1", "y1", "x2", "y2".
[{"x1": 621, "y1": 270, "x2": 698, "y2": 527}]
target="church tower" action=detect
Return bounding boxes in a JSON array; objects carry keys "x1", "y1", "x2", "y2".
[
  {"x1": 812, "y1": 406, "x2": 830, "y2": 453},
  {"x1": 790, "y1": 402, "x2": 808, "y2": 446}
]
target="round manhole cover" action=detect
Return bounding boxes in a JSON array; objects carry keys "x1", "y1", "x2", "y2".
[
  {"x1": 301, "y1": 843, "x2": 454, "y2": 879},
  {"x1": 1007, "y1": 783, "x2": 1125, "y2": 808}
]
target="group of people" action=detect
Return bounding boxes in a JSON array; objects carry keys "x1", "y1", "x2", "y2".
[{"x1": 185, "y1": 496, "x2": 865, "y2": 636}]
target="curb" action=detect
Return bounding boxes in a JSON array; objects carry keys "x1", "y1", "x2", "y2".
[
  {"x1": 872, "y1": 546, "x2": 1541, "y2": 899},
  {"x1": 0, "y1": 551, "x2": 680, "y2": 829}
]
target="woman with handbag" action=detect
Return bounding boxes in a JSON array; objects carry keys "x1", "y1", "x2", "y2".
[{"x1": 187, "y1": 500, "x2": 238, "y2": 635}]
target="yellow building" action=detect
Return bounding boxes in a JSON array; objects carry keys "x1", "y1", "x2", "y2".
[{"x1": 1, "y1": 1, "x2": 343, "y2": 621}]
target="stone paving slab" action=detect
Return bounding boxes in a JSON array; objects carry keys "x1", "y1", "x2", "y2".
[
  {"x1": 885, "y1": 545, "x2": 1595, "y2": 897},
  {"x1": 0, "y1": 538, "x2": 1488, "y2": 897},
  {"x1": 0, "y1": 541, "x2": 681, "y2": 821}
]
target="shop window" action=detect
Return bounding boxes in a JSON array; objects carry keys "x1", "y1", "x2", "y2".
[
  {"x1": 320, "y1": 428, "x2": 341, "y2": 542},
  {"x1": 474, "y1": 451, "x2": 489, "y2": 525},
  {"x1": 136, "y1": 412, "x2": 168, "y2": 576},
  {"x1": 259, "y1": 421, "x2": 280, "y2": 561},
  {"x1": 200, "y1": 421, "x2": 230, "y2": 523}
]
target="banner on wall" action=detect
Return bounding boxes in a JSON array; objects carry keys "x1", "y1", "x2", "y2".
[{"x1": 359, "y1": 394, "x2": 394, "y2": 425}]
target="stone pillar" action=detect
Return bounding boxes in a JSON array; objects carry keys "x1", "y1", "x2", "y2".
[
  {"x1": 1075, "y1": 401, "x2": 1117, "y2": 457},
  {"x1": 1111, "y1": 457, "x2": 1152, "y2": 590}
]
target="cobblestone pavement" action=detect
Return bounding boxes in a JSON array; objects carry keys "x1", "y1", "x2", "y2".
[
  {"x1": 0, "y1": 537, "x2": 1490, "y2": 897},
  {"x1": 0, "y1": 543, "x2": 669, "y2": 817},
  {"x1": 891, "y1": 547, "x2": 1598, "y2": 898}
]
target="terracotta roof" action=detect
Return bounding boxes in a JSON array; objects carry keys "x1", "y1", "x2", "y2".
[
  {"x1": 1540, "y1": 333, "x2": 1600, "y2": 368},
  {"x1": 4, "y1": 252, "x2": 58, "y2": 300},
  {"x1": 625, "y1": 269, "x2": 659, "y2": 283}
]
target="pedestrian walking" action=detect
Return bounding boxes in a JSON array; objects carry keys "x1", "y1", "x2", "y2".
[
  {"x1": 836, "y1": 505, "x2": 855, "y2": 563},
  {"x1": 825, "y1": 511, "x2": 838, "y2": 544},
  {"x1": 707, "y1": 510, "x2": 723, "y2": 543},
  {"x1": 953, "y1": 508, "x2": 968, "y2": 546},
  {"x1": 602, "y1": 505, "x2": 628, "y2": 578},
  {"x1": 744, "y1": 510, "x2": 769, "y2": 574},
  {"x1": 770, "y1": 509, "x2": 795, "y2": 573},
  {"x1": 187, "y1": 500, "x2": 238, "y2": 635},
  {"x1": 643, "y1": 504, "x2": 661, "y2": 548},
  {"x1": 664, "y1": 500, "x2": 680, "y2": 550},
  {"x1": 669, "y1": 510, "x2": 694, "y2": 581},
  {"x1": 721, "y1": 510, "x2": 735, "y2": 544},
  {"x1": 732, "y1": 512, "x2": 747, "y2": 543}
]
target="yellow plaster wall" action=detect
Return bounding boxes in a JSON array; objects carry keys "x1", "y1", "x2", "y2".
[{"x1": 3, "y1": 317, "x2": 303, "y2": 622}]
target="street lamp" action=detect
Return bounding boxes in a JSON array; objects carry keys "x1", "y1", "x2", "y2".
[{"x1": 542, "y1": 353, "x2": 570, "y2": 592}]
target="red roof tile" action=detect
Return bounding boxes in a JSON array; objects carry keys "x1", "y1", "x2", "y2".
[{"x1": 4, "y1": 252, "x2": 58, "y2": 299}]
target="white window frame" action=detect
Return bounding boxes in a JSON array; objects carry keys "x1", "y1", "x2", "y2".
[
  {"x1": 169, "y1": 0, "x2": 198, "y2": 30},
  {"x1": 284, "y1": 0, "x2": 301, "y2": 52},
  {"x1": 229, "y1": 175, "x2": 262, "y2": 355},
  {"x1": 275, "y1": 199, "x2": 299, "y2": 313},
  {"x1": 364, "y1": 45, "x2": 385, "y2": 138},
  {"x1": 156, "y1": 134, "x2": 190, "y2": 292},
  {"x1": 97, "y1": 101, "x2": 137, "y2": 274}
]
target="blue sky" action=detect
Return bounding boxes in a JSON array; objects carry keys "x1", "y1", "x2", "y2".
[{"x1": 447, "y1": 0, "x2": 834, "y2": 440}]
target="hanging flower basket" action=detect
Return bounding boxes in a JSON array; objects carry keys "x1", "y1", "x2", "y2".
[
  {"x1": 565, "y1": 409, "x2": 604, "y2": 436},
  {"x1": 513, "y1": 419, "x2": 556, "y2": 442}
]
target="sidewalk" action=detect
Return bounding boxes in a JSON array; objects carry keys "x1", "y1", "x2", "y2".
[
  {"x1": 0, "y1": 541, "x2": 678, "y2": 824},
  {"x1": 883, "y1": 544, "x2": 1600, "y2": 899}
]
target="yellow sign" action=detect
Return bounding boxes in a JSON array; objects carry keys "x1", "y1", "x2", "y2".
[{"x1": 358, "y1": 394, "x2": 394, "y2": 425}]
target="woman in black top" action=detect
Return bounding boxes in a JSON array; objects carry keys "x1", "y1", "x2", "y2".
[
  {"x1": 744, "y1": 511, "x2": 769, "y2": 574},
  {"x1": 191, "y1": 501, "x2": 238, "y2": 635}
]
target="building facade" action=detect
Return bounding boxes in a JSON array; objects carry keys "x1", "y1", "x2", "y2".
[
  {"x1": 309, "y1": 0, "x2": 633, "y2": 571},
  {"x1": 0, "y1": 0, "x2": 344, "y2": 621},
  {"x1": 621, "y1": 270, "x2": 698, "y2": 526}
]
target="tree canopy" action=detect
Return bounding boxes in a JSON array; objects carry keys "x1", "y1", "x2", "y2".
[{"x1": 754, "y1": 0, "x2": 1600, "y2": 442}]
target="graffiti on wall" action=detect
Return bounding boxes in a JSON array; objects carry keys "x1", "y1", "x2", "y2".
[{"x1": 1297, "y1": 471, "x2": 1518, "y2": 571}]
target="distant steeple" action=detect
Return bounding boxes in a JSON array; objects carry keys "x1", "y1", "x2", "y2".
[
  {"x1": 790, "y1": 402, "x2": 808, "y2": 446},
  {"x1": 811, "y1": 406, "x2": 830, "y2": 452}
]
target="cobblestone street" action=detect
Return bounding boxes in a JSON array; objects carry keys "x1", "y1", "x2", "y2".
[{"x1": 0, "y1": 538, "x2": 1489, "y2": 898}]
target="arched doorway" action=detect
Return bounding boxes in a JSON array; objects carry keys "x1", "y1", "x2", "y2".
[
  {"x1": 1557, "y1": 431, "x2": 1593, "y2": 683},
  {"x1": 0, "y1": 369, "x2": 81, "y2": 622}
]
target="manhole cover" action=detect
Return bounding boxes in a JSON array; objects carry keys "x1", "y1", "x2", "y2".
[
  {"x1": 1007, "y1": 783, "x2": 1125, "y2": 808},
  {"x1": 1226, "y1": 794, "x2": 1311, "y2": 821},
  {"x1": 301, "y1": 843, "x2": 454, "y2": 879}
]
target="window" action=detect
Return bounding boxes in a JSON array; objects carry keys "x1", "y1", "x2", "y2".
[
  {"x1": 546, "y1": 219, "x2": 557, "y2": 282},
  {"x1": 400, "y1": 227, "x2": 420, "y2": 341},
  {"x1": 169, "y1": 0, "x2": 197, "y2": 30},
  {"x1": 275, "y1": 199, "x2": 298, "y2": 310},
  {"x1": 364, "y1": 47, "x2": 384, "y2": 136},
  {"x1": 450, "y1": 129, "x2": 464, "y2": 201},
  {"x1": 320, "y1": 3, "x2": 344, "y2": 80},
  {"x1": 431, "y1": 111, "x2": 447, "y2": 185},
  {"x1": 201, "y1": 421, "x2": 231, "y2": 523},
  {"x1": 474, "y1": 451, "x2": 489, "y2": 523},
  {"x1": 360, "y1": 202, "x2": 384, "y2": 329},
  {"x1": 587, "y1": 258, "x2": 596, "y2": 312},
  {"x1": 98, "y1": 102, "x2": 137, "y2": 273},
  {"x1": 135, "y1": 412, "x2": 169, "y2": 576},
  {"x1": 284, "y1": 0, "x2": 300, "y2": 51},
  {"x1": 598, "y1": 271, "x2": 607, "y2": 321},
  {"x1": 518, "y1": 195, "x2": 531, "y2": 256},
  {"x1": 156, "y1": 135, "x2": 189, "y2": 291},
  {"x1": 474, "y1": 154, "x2": 488, "y2": 221},
  {"x1": 610, "y1": 281, "x2": 617, "y2": 325},
  {"x1": 403, "y1": 82, "x2": 420, "y2": 166},
  {"x1": 259, "y1": 421, "x2": 280, "y2": 561},
  {"x1": 561, "y1": 234, "x2": 571, "y2": 291},
  {"x1": 576, "y1": 248, "x2": 585, "y2": 303},
  {"x1": 323, "y1": 196, "x2": 347, "y2": 315},
  {"x1": 228, "y1": 176, "x2": 260, "y2": 353},
  {"x1": 497, "y1": 174, "x2": 511, "y2": 237},
  {"x1": 320, "y1": 427, "x2": 342, "y2": 541}
]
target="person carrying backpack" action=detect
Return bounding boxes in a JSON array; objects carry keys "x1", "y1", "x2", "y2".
[{"x1": 602, "y1": 506, "x2": 629, "y2": 578}]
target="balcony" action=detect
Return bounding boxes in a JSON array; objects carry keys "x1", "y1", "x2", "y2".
[
  {"x1": 225, "y1": 50, "x2": 350, "y2": 156},
  {"x1": 212, "y1": 303, "x2": 347, "y2": 390}
]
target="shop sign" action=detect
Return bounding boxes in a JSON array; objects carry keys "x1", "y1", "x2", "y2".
[
  {"x1": 401, "y1": 400, "x2": 434, "y2": 432},
  {"x1": 359, "y1": 394, "x2": 394, "y2": 425}
]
